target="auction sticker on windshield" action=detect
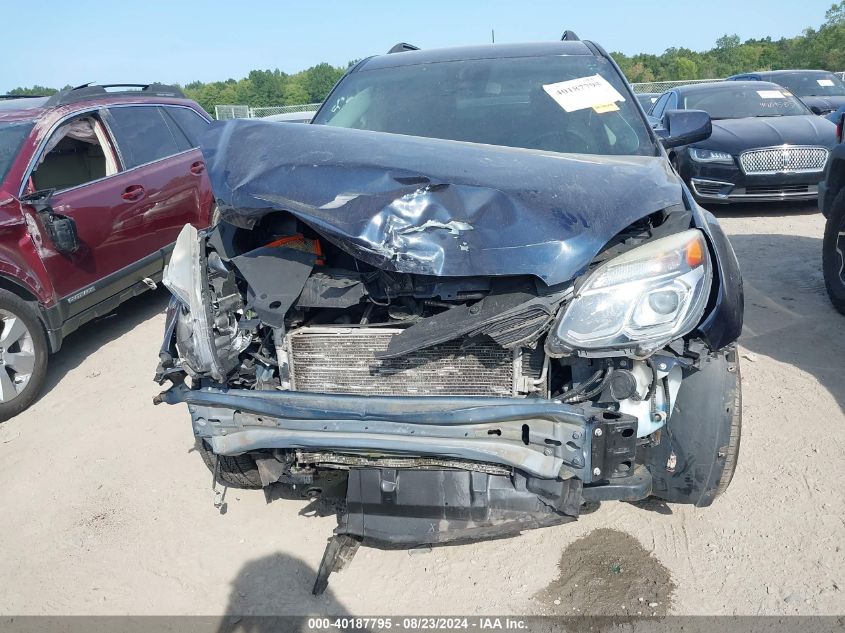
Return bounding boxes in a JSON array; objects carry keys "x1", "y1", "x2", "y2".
[
  {"x1": 818, "y1": 79, "x2": 835, "y2": 86},
  {"x1": 757, "y1": 90, "x2": 786, "y2": 99},
  {"x1": 543, "y1": 74, "x2": 625, "y2": 113}
]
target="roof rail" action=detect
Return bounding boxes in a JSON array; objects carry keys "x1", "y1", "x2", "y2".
[
  {"x1": 561, "y1": 30, "x2": 580, "y2": 41},
  {"x1": 387, "y1": 42, "x2": 420, "y2": 54},
  {"x1": 44, "y1": 83, "x2": 186, "y2": 107},
  {"x1": 0, "y1": 94, "x2": 48, "y2": 100}
]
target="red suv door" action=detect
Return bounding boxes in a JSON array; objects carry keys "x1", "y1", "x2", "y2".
[
  {"x1": 103, "y1": 105, "x2": 213, "y2": 258},
  {"x1": 23, "y1": 110, "x2": 158, "y2": 306},
  {"x1": 24, "y1": 105, "x2": 212, "y2": 314}
]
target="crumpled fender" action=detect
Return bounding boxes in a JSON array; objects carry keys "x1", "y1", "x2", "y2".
[
  {"x1": 691, "y1": 200, "x2": 744, "y2": 350},
  {"x1": 0, "y1": 196, "x2": 55, "y2": 305}
]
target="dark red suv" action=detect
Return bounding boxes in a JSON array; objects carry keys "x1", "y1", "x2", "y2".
[{"x1": 0, "y1": 83, "x2": 215, "y2": 419}]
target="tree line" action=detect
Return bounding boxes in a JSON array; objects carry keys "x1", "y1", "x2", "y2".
[
  {"x1": 613, "y1": 2, "x2": 845, "y2": 83},
  {"x1": 7, "y1": 3, "x2": 845, "y2": 113}
]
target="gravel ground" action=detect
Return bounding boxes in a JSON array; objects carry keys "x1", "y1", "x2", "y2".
[{"x1": 0, "y1": 202, "x2": 843, "y2": 617}]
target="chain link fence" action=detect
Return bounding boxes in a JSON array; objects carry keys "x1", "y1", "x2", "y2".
[
  {"x1": 213, "y1": 105, "x2": 251, "y2": 120},
  {"x1": 630, "y1": 78, "x2": 725, "y2": 94},
  {"x1": 250, "y1": 103, "x2": 320, "y2": 118},
  {"x1": 213, "y1": 103, "x2": 320, "y2": 119},
  {"x1": 214, "y1": 73, "x2": 845, "y2": 119}
]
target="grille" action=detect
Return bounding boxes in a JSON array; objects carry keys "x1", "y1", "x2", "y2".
[
  {"x1": 287, "y1": 327, "x2": 542, "y2": 397},
  {"x1": 739, "y1": 146, "x2": 828, "y2": 174},
  {"x1": 744, "y1": 184, "x2": 811, "y2": 195}
]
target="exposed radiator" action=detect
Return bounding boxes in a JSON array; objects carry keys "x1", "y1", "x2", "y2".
[{"x1": 287, "y1": 327, "x2": 546, "y2": 397}]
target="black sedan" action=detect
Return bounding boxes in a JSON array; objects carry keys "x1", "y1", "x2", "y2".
[
  {"x1": 650, "y1": 81, "x2": 837, "y2": 203},
  {"x1": 825, "y1": 104, "x2": 845, "y2": 140},
  {"x1": 727, "y1": 70, "x2": 845, "y2": 115},
  {"x1": 636, "y1": 92, "x2": 660, "y2": 110}
]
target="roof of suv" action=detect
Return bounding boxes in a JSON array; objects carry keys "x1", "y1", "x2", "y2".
[
  {"x1": 357, "y1": 41, "x2": 595, "y2": 71},
  {"x1": 674, "y1": 80, "x2": 784, "y2": 95},
  {"x1": 0, "y1": 84, "x2": 204, "y2": 123},
  {"x1": 731, "y1": 70, "x2": 834, "y2": 78}
]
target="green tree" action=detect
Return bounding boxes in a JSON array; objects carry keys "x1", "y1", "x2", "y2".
[
  {"x1": 6, "y1": 85, "x2": 60, "y2": 96},
  {"x1": 299, "y1": 63, "x2": 344, "y2": 102},
  {"x1": 282, "y1": 78, "x2": 312, "y2": 105}
]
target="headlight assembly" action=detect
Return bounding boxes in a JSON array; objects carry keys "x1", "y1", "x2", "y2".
[
  {"x1": 546, "y1": 229, "x2": 712, "y2": 356},
  {"x1": 689, "y1": 148, "x2": 734, "y2": 164}
]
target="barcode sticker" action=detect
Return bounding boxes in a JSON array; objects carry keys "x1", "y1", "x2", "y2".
[{"x1": 543, "y1": 74, "x2": 626, "y2": 113}]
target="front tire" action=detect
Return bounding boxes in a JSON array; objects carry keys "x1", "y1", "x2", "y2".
[
  {"x1": 822, "y1": 189, "x2": 845, "y2": 315},
  {"x1": 196, "y1": 439, "x2": 263, "y2": 489},
  {"x1": 0, "y1": 290, "x2": 48, "y2": 422}
]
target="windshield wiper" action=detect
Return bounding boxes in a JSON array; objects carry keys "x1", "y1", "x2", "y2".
[{"x1": 755, "y1": 114, "x2": 785, "y2": 117}]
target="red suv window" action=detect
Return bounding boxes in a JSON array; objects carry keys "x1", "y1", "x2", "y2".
[
  {"x1": 163, "y1": 106, "x2": 210, "y2": 148},
  {"x1": 107, "y1": 106, "x2": 187, "y2": 168}
]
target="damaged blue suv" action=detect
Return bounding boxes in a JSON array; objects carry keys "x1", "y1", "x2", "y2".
[{"x1": 153, "y1": 36, "x2": 744, "y2": 593}]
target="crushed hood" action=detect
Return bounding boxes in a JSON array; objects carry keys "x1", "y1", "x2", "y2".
[{"x1": 200, "y1": 120, "x2": 682, "y2": 286}]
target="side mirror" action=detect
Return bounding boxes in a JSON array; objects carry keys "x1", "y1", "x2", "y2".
[
  {"x1": 45, "y1": 215, "x2": 80, "y2": 255},
  {"x1": 20, "y1": 189, "x2": 80, "y2": 256},
  {"x1": 657, "y1": 109, "x2": 712, "y2": 149},
  {"x1": 810, "y1": 104, "x2": 825, "y2": 115}
]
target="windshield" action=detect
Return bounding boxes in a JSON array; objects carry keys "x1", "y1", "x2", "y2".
[
  {"x1": 770, "y1": 72, "x2": 845, "y2": 97},
  {"x1": 0, "y1": 121, "x2": 34, "y2": 184},
  {"x1": 682, "y1": 86, "x2": 811, "y2": 119},
  {"x1": 314, "y1": 55, "x2": 656, "y2": 156}
]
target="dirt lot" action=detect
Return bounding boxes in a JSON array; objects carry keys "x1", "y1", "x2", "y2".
[{"x1": 0, "y1": 203, "x2": 843, "y2": 617}]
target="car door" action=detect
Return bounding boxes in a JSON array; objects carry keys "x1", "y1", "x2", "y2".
[
  {"x1": 21, "y1": 109, "x2": 162, "y2": 312},
  {"x1": 102, "y1": 105, "x2": 212, "y2": 263}
]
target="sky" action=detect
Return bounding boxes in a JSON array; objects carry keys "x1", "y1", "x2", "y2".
[{"x1": 0, "y1": 0, "x2": 837, "y2": 92}]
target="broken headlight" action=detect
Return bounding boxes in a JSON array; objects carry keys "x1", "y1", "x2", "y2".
[{"x1": 547, "y1": 229, "x2": 712, "y2": 355}]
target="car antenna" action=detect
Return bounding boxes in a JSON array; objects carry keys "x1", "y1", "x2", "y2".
[{"x1": 561, "y1": 30, "x2": 580, "y2": 41}]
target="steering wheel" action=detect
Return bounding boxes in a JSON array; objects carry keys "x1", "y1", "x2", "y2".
[{"x1": 527, "y1": 128, "x2": 593, "y2": 153}]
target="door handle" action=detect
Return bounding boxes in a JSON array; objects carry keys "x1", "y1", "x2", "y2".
[
  {"x1": 190, "y1": 161, "x2": 205, "y2": 175},
  {"x1": 121, "y1": 185, "x2": 145, "y2": 201}
]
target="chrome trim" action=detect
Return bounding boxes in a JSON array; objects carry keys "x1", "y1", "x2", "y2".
[
  {"x1": 17, "y1": 103, "x2": 210, "y2": 198},
  {"x1": 738, "y1": 145, "x2": 829, "y2": 176},
  {"x1": 693, "y1": 183, "x2": 818, "y2": 202},
  {"x1": 690, "y1": 178, "x2": 734, "y2": 200}
]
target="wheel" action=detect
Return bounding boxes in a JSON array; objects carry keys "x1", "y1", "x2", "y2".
[
  {"x1": 196, "y1": 438, "x2": 263, "y2": 489},
  {"x1": 0, "y1": 290, "x2": 48, "y2": 422},
  {"x1": 640, "y1": 347, "x2": 741, "y2": 507},
  {"x1": 822, "y1": 189, "x2": 845, "y2": 315}
]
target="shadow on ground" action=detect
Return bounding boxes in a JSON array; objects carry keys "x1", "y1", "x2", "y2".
[
  {"x1": 40, "y1": 287, "x2": 170, "y2": 399},
  {"x1": 718, "y1": 226, "x2": 845, "y2": 414},
  {"x1": 216, "y1": 552, "x2": 353, "y2": 632}
]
